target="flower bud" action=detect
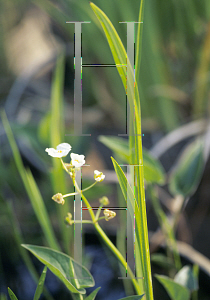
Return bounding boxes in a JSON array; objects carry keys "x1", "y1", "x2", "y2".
[
  {"x1": 99, "y1": 196, "x2": 109, "y2": 206},
  {"x1": 52, "y1": 193, "x2": 65, "y2": 205},
  {"x1": 65, "y1": 213, "x2": 73, "y2": 226},
  {"x1": 103, "y1": 209, "x2": 116, "y2": 221}
]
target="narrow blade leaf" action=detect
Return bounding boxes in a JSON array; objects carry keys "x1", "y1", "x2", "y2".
[
  {"x1": 85, "y1": 287, "x2": 101, "y2": 300},
  {"x1": 119, "y1": 295, "x2": 145, "y2": 300},
  {"x1": 8, "y1": 288, "x2": 18, "y2": 300},
  {"x1": 33, "y1": 266, "x2": 48, "y2": 300}
]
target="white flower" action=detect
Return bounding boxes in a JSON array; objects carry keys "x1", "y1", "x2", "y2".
[
  {"x1": 94, "y1": 170, "x2": 105, "y2": 182},
  {"x1": 45, "y1": 143, "x2": 71, "y2": 158},
  {"x1": 70, "y1": 153, "x2": 85, "y2": 167}
]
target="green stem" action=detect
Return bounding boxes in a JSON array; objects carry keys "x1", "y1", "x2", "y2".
[
  {"x1": 73, "y1": 179, "x2": 141, "y2": 295},
  {"x1": 95, "y1": 205, "x2": 103, "y2": 220},
  {"x1": 149, "y1": 185, "x2": 182, "y2": 271},
  {"x1": 73, "y1": 220, "x2": 93, "y2": 224},
  {"x1": 94, "y1": 222, "x2": 141, "y2": 295}
]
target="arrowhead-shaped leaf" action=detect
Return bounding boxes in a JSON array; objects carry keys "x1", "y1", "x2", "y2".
[
  {"x1": 174, "y1": 265, "x2": 198, "y2": 292},
  {"x1": 100, "y1": 135, "x2": 165, "y2": 184},
  {"x1": 169, "y1": 138, "x2": 204, "y2": 197},
  {"x1": 22, "y1": 244, "x2": 94, "y2": 294},
  {"x1": 155, "y1": 275, "x2": 190, "y2": 300}
]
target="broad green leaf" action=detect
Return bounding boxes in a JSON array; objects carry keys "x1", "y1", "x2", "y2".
[
  {"x1": 142, "y1": 148, "x2": 165, "y2": 184},
  {"x1": 169, "y1": 138, "x2": 204, "y2": 197},
  {"x1": 98, "y1": 135, "x2": 130, "y2": 162},
  {"x1": 100, "y1": 135, "x2": 165, "y2": 184},
  {"x1": 33, "y1": 266, "x2": 48, "y2": 300},
  {"x1": 155, "y1": 275, "x2": 190, "y2": 300},
  {"x1": 8, "y1": 288, "x2": 18, "y2": 300},
  {"x1": 151, "y1": 254, "x2": 175, "y2": 270},
  {"x1": 85, "y1": 287, "x2": 101, "y2": 300},
  {"x1": 22, "y1": 244, "x2": 94, "y2": 294},
  {"x1": 174, "y1": 265, "x2": 198, "y2": 292},
  {"x1": 119, "y1": 295, "x2": 145, "y2": 300}
]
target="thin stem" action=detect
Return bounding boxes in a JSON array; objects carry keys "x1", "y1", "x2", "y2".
[
  {"x1": 72, "y1": 220, "x2": 93, "y2": 224},
  {"x1": 73, "y1": 178, "x2": 140, "y2": 294},
  {"x1": 60, "y1": 158, "x2": 71, "y2": 172},
  {"x1": 82, "y1": 181, "x2": 97, "y2": 192},
  {"x1": 63, "y1": 192, "x2": 78, "y2": 198},
  {"x1": 74, "y1": 180, "x2": 97, "y2": 223},
  {"x1": 97, "y1": 216, "x2": 106, "y2": 221},
  {"x1": 149, "y1": 185, "x2": 182, "y2": 271},
  {"x1": 94, "y1": 222, "x2": 141, "y2": 295},
  {"x1": 95, "y1": 205, "x2": 103, "y2": 220}
]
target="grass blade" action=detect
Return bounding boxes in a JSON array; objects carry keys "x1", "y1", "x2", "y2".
[
  {"x1": 49, "y1": 54, "x2": 72, "y2": 253},
  {"x1": 90, "y1": 3, "x2": 153, "y2": 299},
  {"x1": 33, "y1": 266, "x2": 48, "y2": 300},
  {"x1": 1, "y1": 111, "x2": 60, "y2": 251}
]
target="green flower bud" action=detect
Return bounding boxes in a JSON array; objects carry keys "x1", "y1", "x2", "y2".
[
  {"x1": 99, "y1": 196, "x2": 110, "y2": 206},
  {"x1": 65, "y1": 213, "x2": 73, "y2": 226}
]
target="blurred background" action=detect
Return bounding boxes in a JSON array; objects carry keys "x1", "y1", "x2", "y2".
[{"x1": 0, "y1": 0, "x2": 210, "y2": 299}]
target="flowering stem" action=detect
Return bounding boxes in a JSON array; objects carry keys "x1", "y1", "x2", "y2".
[
  {"x1": 82, "y1": 181, "x2": 97, "y2": 192},
  {"x1": 97, "y1": 216, "x2": 106, "y2": 221},
  {"x1": 73, "y1": 178, "x2": 141, "y2": 295},
  {"x1": 60, "y1": 158, "x2": 69, "y2": 172},
  {"x1": 73, "y1": 220, "x2": 93, "y2": 224},
  {"x1": 94, "y1": 222, "x2": 141, "y2": 295},
  {"x1": 95, "y1": 205, "x2": 103, "y2": 220},
  {"x1": 74, "y1": 180, "x2": 97, "y2": 223}
]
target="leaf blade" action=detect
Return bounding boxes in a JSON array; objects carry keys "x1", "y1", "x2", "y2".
[
  {"x1": 33, "y1": 266, "x2": 48, "y2": 300},
  {"x1": 22, "y1": 244, "x2": 94, "y2": 294}
]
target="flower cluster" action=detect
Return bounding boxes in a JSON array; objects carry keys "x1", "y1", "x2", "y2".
[{"x1": 45, "y1": 143, "x2": 106, "y2": 207}]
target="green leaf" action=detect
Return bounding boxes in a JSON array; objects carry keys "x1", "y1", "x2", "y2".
[
  {"x1": 0, "y1": 293, "x2": 7, "y2": 300},
  {"x1": 22, "y1": 244, "x2": 94, "y2": 294},
  {"x1": 155, "y1": 275, "x2": 190, "y2": 300},
  {"x1": 169, "y1": 138, "x2": 204, "y2": 197},
  {"x1": 151, "y1": 254, "x2": 175, "y2": 270},
  {"x1": 33, "y1": 266, "x2": 48, "y2": 300},
  {"x1": 98, "y1": 135, "x2": 130, "y2": 162},
  {"x1": 174, "y1": 265, "x2": 198, "y2": 292},
  {"x1": 85, "y1": 287, "x2": 101, "y2": 300},
  {"x1": 90, "y1": 2, "x2": 127, "y2": 89},
  {"x1": 142, "y1": 148, "x2": 165, "y2": 184},
  {"x1": 1, "y1": 111, "x2": 60, "y2": 251},
  {"x1": 99, "y1": 135, "x2": 165, "y2": 184},
  {"x1": 118, "y1": 295, "x2": 145, "y2": 300},
  {"x1": 8, "y1": 288, "x2": 18, "y2": 300},
  {"x1": 111, "y1": 156, "x2": 135, "y2": 210}
]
